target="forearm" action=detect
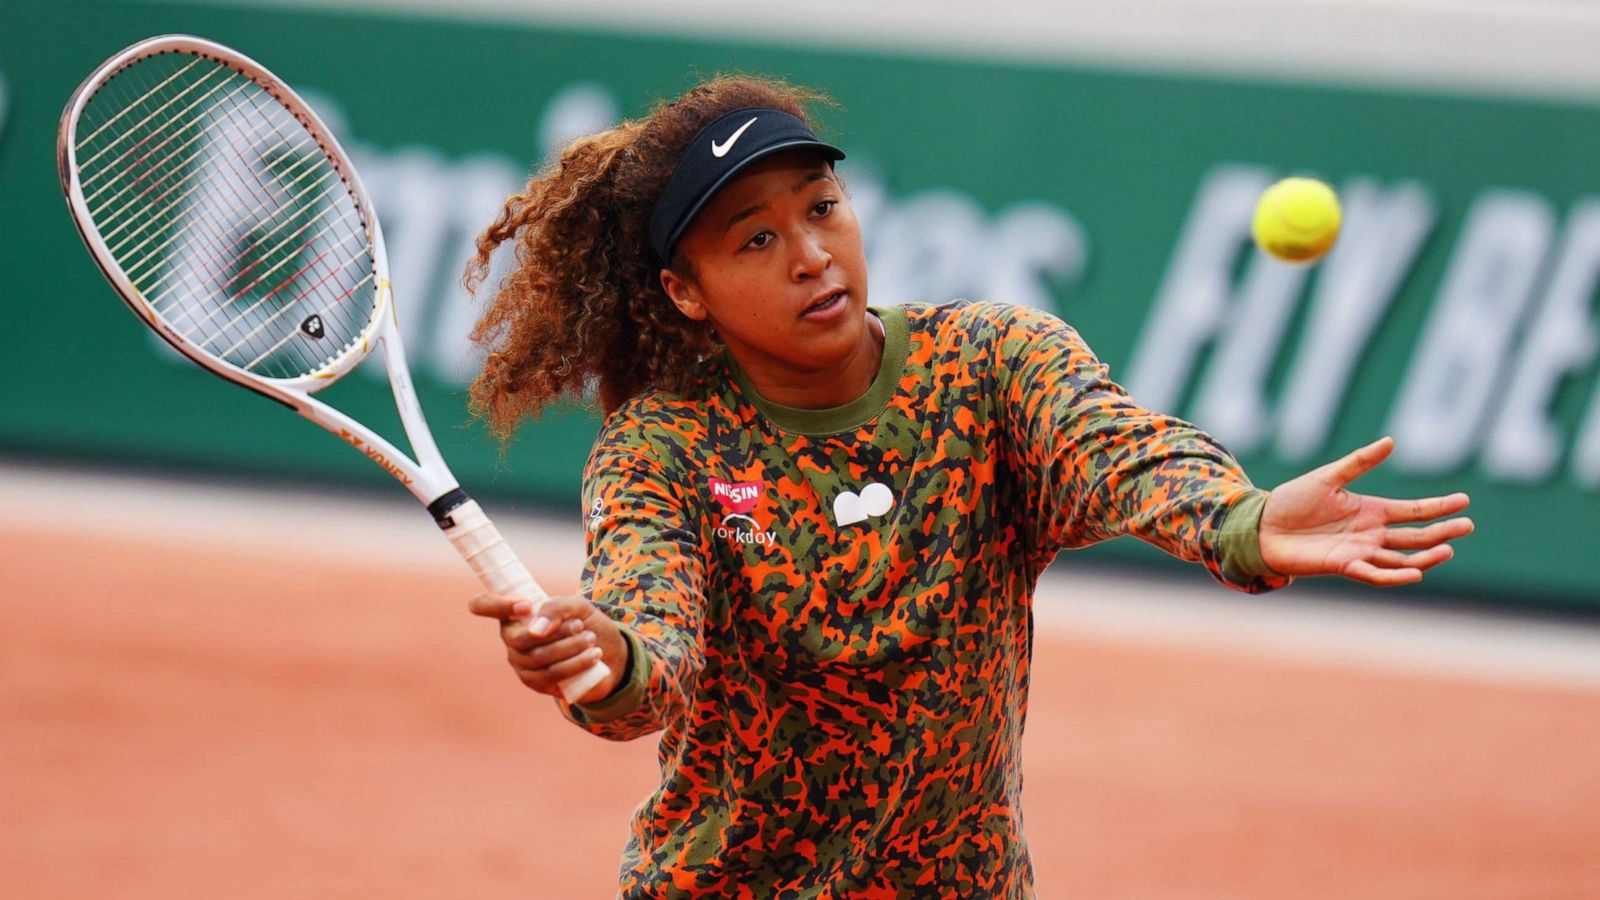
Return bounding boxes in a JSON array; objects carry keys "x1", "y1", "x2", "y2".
[
  {"x1": 1052, "y1": 413, "x2": 1290, "y2": 592},
  {"x1": 572, "y1": 436, "x2": 707, "y2": 739}
]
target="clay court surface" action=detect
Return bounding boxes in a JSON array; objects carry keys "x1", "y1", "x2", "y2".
[{"x1": 5, "y1": 466, "x2": 1600, "y2": 898}]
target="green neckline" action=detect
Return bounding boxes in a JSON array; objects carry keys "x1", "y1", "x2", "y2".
[{"x1": 726, "y1": 306, "x2": 910, "y2": 435}]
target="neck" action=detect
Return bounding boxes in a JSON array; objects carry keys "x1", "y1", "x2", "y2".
[{"x1": 732, "y1": 313, "x2": 884, "y2": 409}]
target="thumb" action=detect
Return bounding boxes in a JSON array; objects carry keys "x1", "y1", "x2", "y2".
[
  {"x1": 1316, "y1": 435, "x2": 1394, "y2": 489},
  {"x1": 468, "y1": 592, "x2": 533, "y2": 621}
]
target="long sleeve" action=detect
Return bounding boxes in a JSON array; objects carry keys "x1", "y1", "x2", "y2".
[
  {"x1": 559, "y1": 436, "x2": 708, "y2": 740},
  {"x1": 993, "y1": 304, "x2": 1291, "y2": 594}
]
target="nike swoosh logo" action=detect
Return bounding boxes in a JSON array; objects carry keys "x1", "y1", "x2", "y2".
[{"x1": 711, "y1": 116, "x2": 758, "y2": 158}]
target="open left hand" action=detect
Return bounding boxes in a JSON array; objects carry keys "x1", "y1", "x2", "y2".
[{"x1": 1259, "y1": 436, "x2": 1473, "y2": 587}]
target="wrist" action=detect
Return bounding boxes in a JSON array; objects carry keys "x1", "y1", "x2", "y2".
[
  {"x1": 598, "y1": 622, "x2": 632, "y2": 699},
  {"x1": 1220, "y1": 489, "x2": 1284, "y2": 580},
  {"x1": 569, "y1": 624, "x2": 649, "y2": 720}
]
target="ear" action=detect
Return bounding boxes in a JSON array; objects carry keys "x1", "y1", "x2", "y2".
[{"x1": 660, "y1": 267, "x2": 708, "y2": 321}]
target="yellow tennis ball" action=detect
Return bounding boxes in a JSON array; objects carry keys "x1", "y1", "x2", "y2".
[{"x1": 1252, "y1": 177, "x2": 1342, "y2": 263}]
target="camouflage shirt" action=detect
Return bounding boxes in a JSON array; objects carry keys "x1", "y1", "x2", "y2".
[{"x1": 562, "y1": 301, "x2": 1289, "y2": 898}]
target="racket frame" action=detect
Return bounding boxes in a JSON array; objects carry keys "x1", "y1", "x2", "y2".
[
  {"x1": 57, "y1": 34, "x2": 612, "y2": 701},
  {"x1": 58, "y1": 33, "x2": 454, "y2": 506}
]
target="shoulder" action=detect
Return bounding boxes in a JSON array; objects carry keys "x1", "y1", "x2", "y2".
[
  {"x1": 896, "y1": 300, "x2": 1081, "y2": 354},
  {"x1": 585, "y1": 389, "x2": 712, "y2": 485},
  {"x1": 595, "y1": 387, "x2": 707, "y2": 446}
]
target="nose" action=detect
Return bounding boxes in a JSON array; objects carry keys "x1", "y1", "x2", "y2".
[{"x1": 789, "y1": 229, "x2": 832, "y2": 282}]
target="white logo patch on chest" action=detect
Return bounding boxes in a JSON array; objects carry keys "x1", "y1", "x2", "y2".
[{"x1": 833, "y1": 482, "x2": 895, "y2": 527}]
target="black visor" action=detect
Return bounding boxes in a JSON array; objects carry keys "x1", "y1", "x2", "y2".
[{"x1": 648, "y1": 107, "x2": 845, "y2": 263}]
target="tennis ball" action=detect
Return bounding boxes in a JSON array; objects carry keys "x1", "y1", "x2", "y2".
[{"x1": 1252, "y1": 177, "x2": 1342, "y2": 263}]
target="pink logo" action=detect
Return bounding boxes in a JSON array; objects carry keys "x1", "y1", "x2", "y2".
[{"x1": 708, "y1": 477, "x2": 763, "y2": 514}]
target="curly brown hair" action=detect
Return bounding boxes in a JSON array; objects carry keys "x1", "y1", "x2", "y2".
[{"x1": 463, "y1": 75, "x2": 834, "y2": 441}]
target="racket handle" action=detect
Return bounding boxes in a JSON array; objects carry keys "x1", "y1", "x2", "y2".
[{"x1": 438, "y1": 497, "x2": 612, "y2": 703}]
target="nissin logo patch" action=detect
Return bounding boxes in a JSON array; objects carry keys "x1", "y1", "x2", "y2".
[{"x1": 708, "y1": 477, "x2": 763, "y2": 514}]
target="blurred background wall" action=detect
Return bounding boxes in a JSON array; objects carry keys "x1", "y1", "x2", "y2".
[
  {"x1": 8, "y1": 6, "x2": 1600, "y2": 899},
  {"x1": 3, "y1": 0, "x2": 1599, "y2": 607}
]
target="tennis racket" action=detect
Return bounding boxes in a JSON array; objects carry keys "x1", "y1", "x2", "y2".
[{"x1": 57, "y1": 34, "x2": 610, "y2": 702}]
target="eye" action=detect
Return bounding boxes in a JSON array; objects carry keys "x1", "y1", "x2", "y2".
[
  {"x1": 743, "y1": 230, "x2": 774, "y2": 251},
  {"x1": 813, "y1": 199, "x2": 836, "y2": 217}
]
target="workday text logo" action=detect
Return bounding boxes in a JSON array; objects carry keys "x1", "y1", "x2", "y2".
[
  {"x1": 709, "y1": 477, "x2": 775, "y2": 547},
  {"x1": 716, "y1": 514, "x2": 778, "y2": 548}
]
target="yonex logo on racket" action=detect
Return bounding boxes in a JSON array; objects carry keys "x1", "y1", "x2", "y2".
[
  {"x1": 337, "y1": 429, "x2": 412, "y2": 486},
  {"x1": 300, "y1": 315, "x2": 325, "y2": 339}
]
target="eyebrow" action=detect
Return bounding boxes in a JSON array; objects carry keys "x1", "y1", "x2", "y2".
[{"x1": 722, "y1": 170, "x2": 834, "y2": 234}]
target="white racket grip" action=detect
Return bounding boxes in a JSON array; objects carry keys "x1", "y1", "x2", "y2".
[{"x1": 441, "y1": 499, "x2": 612, "y2": 703}]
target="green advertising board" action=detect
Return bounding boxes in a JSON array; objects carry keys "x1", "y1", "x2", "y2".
[{"x1": 3, "y1": 0, "x2": 1598, "y2": 606}]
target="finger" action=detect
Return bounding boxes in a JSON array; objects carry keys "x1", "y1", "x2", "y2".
[
  {"x1": 516, "y1": 668, "x2": 559, "y2": 694},
  {"x1": 1318, "y1": 436, "x2": 1395, "y2": 489},
  {"x1": 509, "y1": 629, "x2": 598, "y2": 669},
  {"x1": 1343, "y1": 559, "x2": 1423, "y2": 587},
  {"x1": 540, "y1": 646, "x2": 605, "y2": 681},
  {"x1": 468, "y1": 592, "x2": 533, "y2": 621},
  {"x1": 1382, "y1": 492, "x2": 1471, "y2": 525},
  {"x1": 1384, "y1": 517, "x2": 1475, "y2": 550},
  {"x1": 503, "y1": 615, "x2": 587, "y2": 652},
  {"x1": 501, "y1": 618, "x2": 540, "y2": 652},
  {"x1": 1369, "y1": 543, "x2": 1454, "y2": 572}
]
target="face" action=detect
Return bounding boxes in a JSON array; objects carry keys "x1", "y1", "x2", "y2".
[{"x1": 660, "y1": 150, "x2": 871, "y2": 384}]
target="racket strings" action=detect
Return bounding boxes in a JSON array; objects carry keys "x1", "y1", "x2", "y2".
[
  {"x1": 76, "y1": 58, "x2": 227, "y2": 174},
  {"x1": 103, "y1": 90, "x2": 356, "y2": 329},
  {"x1": 201, "y1": 146, "x2": 373, "y2": 374},
  {"x1": 161, "y1": 203, "x2": 364, "y2": 342},
  {"x1": 132, "y1": 149, "x2": 350, "y2": 315},
  {"x1": 238, "y1": 271, "x2": 376, "y2": 370},
  {"x1": 79, "y1": 78, "x2": 245, "y2": 209},
  {"x1": 89, "y1": 80, "x2": 282, "y2": 249},
  {"x1": 84, "y1": 75, "x2": 329, "y2": 307},
  {"x1": 81, "y1": 57, "x2": 368, "y2": 380},
  {"x1": 74, "y1": 51, "x2": 377, "y2": 381},
  {"x1": 95, "y1": 64, "x2": 370, "y2": 375},
  {"x1": 202, "y1": 247, "x2": 373, "y2": 359}
]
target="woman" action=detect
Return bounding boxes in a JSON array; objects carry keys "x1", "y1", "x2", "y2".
[{"x1": 463, "y1": 76, "x2": 1471, "y2": 898}]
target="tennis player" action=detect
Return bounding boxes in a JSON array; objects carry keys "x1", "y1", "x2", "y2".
[{"x1": 464, "y1": 76, "x2": 1472, "y2": 897}]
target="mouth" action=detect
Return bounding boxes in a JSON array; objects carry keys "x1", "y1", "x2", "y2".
[{"x1": 801, "y1": 288, "x2": 848, "y2": 318}]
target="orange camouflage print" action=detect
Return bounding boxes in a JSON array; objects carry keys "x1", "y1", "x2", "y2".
[{"x1": 562, "y1": 301, "x2": 1289, "y2": 898}]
